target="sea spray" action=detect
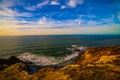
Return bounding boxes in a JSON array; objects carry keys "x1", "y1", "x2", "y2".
[
  {"x1": 17, "y1": 46, "x2": 86, "y2": 66},
  {"x1": 17, "y1": 52, "x2": 62, "y2": 66},
  {"x1": 17, "y1": 52, "x2": 80, "y2": 66}
]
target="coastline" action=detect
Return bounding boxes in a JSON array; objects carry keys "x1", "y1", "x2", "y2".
[{"x1": 0, "y1": 45, "x2": 120, "y2": 80}]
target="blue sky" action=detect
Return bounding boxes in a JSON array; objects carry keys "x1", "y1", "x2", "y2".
[{"x1": 0, "y1": 0, "x2": 120, "y2": 35}]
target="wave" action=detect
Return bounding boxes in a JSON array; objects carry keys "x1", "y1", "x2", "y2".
[
  {"x1": 17, "y1": 52, "x2": 79, "y2": 66},
  {"x1": 17, "y1": 46, "x2": 86, "y2": 73},
  {"x1": 17, "y1": 46, "x2": 86, "y2": 67}
]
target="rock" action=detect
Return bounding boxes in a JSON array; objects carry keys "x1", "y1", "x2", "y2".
[
  {"x1": 76, "y1": 46, "x2": 120, "y2": 65},
  {"x1": 0, "y1": 56, "x2": 25, "y2": 71},
  {"x1": 0, "y1": 63, "x2": 30, "y2": 80},
  {"x1": 0, "y1": 45, "x2": 120, "y2": 80},
  {"x1": 0, "y1": 56, "x2": 24, "y2": 65}
]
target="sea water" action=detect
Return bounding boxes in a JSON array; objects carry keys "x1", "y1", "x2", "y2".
[{"x1": 0, "y1": 35, "x2": 120, "y2": 58}]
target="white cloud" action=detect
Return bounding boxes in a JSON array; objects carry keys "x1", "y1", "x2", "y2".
[
  {"x1": 0, "y1": 0, "x2": 17, "y2": 17},
  {"x1": 1, "y1": 0, "x2": 14, "y2": 7},
  {"x1": 17, "y1": 13, "x2": 33, "y2": 17},
  {"x1": 36, "y1": 18, "x2": 83, "y2": 29},
  {"x1": 1, "y1": 16, "x2": 120, "y2": 35},
  {"x1": 75, "y1": 19, "x2": 81, "y2": 24},
  {"x1": 16, "y1": 19, "x2": 120, "y2": 35},
  {"x1": 37, "y1": 0, "x2": 49, "y2": 7},
  {"x1": 0, "y1": 18, "x2": 32, "y2": 27},
  {"x1": 0, "y1": 7, "x2": 32, "y2": 17},
  {"x1": 25, "y1": 6, "x2": 36, "y2": 11},
  {"x1": 68, "y1": 0, "x2": 76, "y2": 7},
  {"x1": 0, "y1": 1, "x2": 32, "y2": 17},
  {"x1": 67, "y1": 0, "x2": 84, "y2": 8},
  {"x1": 0, "y1": 19, "x2": 23, "y2": 31},
  {"x1": 61, "y1": 5, "x2": 66, "y2": 9},
  {"x1": 0, "y1": 6, "x2": 15, "y2": 17},
  {"x1": 25, "y1": 0, "x2": 49, "y2": 11},
  {"x1": 38, "y1": 16, "x2": 47, "y2": 24},
  {"x1": 50, "y1": 1, "x2": 60, "y2": 5}
]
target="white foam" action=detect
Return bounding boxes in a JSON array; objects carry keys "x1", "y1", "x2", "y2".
[
  {"x1": 17, "y1": 53, "x2": 61, "y2": 66},
  {"x1": 17, "y1": 52, "x2": 80, "y2": 66},
  {"x1": 64, "y1": 52, "x2": 79, "y2": 61}
]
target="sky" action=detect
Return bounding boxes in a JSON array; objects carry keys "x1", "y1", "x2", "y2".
[{"x1": 0, "y1": 0, "x2": 120, "y2": 36}]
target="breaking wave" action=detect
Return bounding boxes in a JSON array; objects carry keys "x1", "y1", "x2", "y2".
[
  {"x1": 17, "y1": 52, "x2": 79, "y2": 66},
  {"x1": 17, "y1": 46, "x2": 86, "y2": 73}
]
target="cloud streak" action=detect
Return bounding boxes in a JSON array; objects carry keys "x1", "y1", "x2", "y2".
[
  {"x1": 25, "y1": 0, "x2": 49, "y2": 11},
  {"x1": 0, "y1": 1, "x2": 33, "y2": 17}
]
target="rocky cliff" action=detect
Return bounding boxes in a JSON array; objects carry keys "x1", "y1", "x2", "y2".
[{"x1": 0, "y1": 46, "x2": 120, "y2": 80}]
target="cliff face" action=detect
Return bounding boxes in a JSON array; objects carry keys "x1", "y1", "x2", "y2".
[
  {"x1": 76, "y1": 46, "x2": 120, "y2": 65},
  {"x1": 0, "y1": 46, "x2": 120, "y2": 80}
]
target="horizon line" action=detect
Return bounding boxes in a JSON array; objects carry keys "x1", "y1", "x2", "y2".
[{"x1": 0, "y1": 34, "x2": 120, "y2": 37}]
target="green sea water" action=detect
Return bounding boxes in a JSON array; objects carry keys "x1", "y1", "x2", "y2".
[{"x1": 0, "y1": 35, "x2": 120, "y2": 58}]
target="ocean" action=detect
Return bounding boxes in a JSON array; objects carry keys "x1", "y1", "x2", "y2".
[{"x1": 0, "y1": 35, "x2": 120, "y2": 58}]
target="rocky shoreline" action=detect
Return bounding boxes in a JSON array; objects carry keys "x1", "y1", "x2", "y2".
[
  {"x1": 0, "y1": 45, "x2": 120, "y2": 80},
  {"x1": 0, "y1": 45, "x2": 86, "y2": 73}
]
